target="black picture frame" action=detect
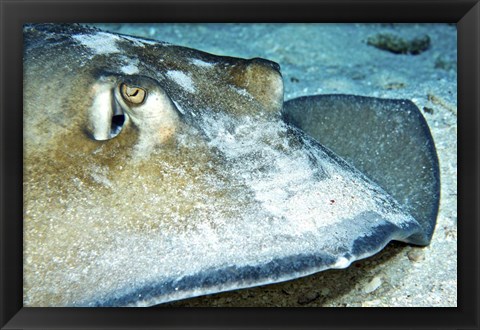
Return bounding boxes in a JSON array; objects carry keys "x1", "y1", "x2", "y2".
[{"x1": 1, "y1": 0, "x2": 478, "y2": 329}]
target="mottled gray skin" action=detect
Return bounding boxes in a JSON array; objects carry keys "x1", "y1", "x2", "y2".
[
  {"x1": 23, "y1": 24, "x2": 436, "y2": 307},
  {"x1": 24, "y1": 24, "x2": 284, "y2": 153},
  {"x1": 283, "y1": 95, "x2": 439, "y2": 245},
  {"x1": 24, "y1": 23, "x2": 285, "y2": 306}
]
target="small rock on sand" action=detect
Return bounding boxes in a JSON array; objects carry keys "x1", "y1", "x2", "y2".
[{"x1": 364, "y1": 276, "x2": 383, "y2": 294}]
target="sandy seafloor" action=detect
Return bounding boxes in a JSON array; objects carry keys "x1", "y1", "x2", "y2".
[{"x1": 92, "y1": 23, "x2": 457, "y2": 307}]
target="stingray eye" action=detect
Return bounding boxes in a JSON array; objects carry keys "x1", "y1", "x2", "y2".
[{"x1": 120, "y1": 83, "x2": 146, "y2": 104}]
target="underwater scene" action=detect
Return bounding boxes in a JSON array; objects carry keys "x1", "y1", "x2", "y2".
[{"x1": 23, "y1": 23, "x2": 456, "y2": 307}]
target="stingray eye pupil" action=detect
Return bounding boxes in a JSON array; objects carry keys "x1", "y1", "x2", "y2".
[{"x1": 120, "y1": 83, "x2": 146, "y2": 105}]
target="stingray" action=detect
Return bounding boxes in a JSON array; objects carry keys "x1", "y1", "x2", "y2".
[{"x1": 23, "y1": 23, "x2": 439, "y2": 307}]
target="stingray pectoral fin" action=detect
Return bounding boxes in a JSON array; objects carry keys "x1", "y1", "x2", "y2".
[
  {"x1": 90, "y1": 210, "x2": 423, "y2": 307},
  {"x1": 282, "y1": 94, "x2": 440, "y2": 246}
]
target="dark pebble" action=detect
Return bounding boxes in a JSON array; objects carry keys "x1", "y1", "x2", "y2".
[
  {"x1": 423, "y1": 107, "x2": 434, "y2": 114},
  {"x1": 367, "y1": 33, "x2": 431, "y2": 55},
  {"x1": 407, "y1": 249, "x2": 425, "y2": 262},
  {"x1": 297, "y1": 291, "x2": 320, "y2": 305}
]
